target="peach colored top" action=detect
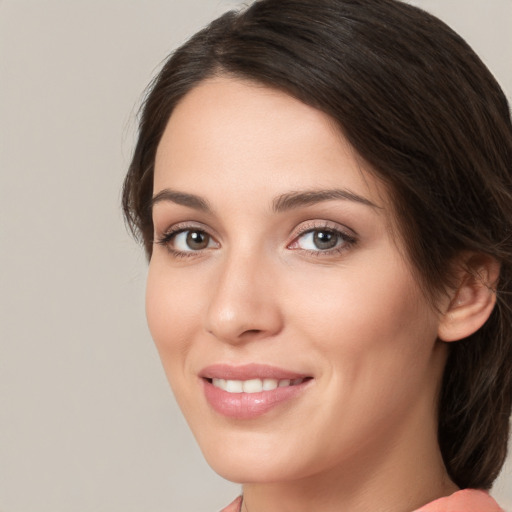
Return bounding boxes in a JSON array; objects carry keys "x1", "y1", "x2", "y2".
[
  {"x1": 220, "y1": 496, "x2": 243, "y2": 512},
  {"x1": 413, "y1": 489, "x2": 503, "y2": 512},
  {"x1": 220, "y1": 490, "x2": 503, "y2": 512}
]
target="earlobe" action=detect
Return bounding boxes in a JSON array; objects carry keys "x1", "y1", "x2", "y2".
[{"x1": 437, "y1": 254, "x2": 500, "y2": 342}]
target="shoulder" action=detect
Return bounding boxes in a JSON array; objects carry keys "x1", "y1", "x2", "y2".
[{"x1": 413, "y1": 489, "x2": 503, "y2": 512}]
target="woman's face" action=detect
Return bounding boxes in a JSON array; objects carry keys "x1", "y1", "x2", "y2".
[{"x1": 147, "y1": 77, "x2": 448, "y2": 484}]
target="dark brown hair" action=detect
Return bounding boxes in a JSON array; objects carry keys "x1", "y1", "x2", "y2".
[{"x1": 123, "y1": 0, "x2": 512, "y2": 490}]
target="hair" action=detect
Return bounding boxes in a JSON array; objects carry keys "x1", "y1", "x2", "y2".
[{"x1": 123, "y1": 0, "x2": 512, "y2": 490}]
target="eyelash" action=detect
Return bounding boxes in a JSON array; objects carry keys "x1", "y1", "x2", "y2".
[
  {"x1": 155, "y1": 223, "x2": 215, "y2": 259},
  {"x1": 289, "y1": 221, "x2": 357, "y2": 257},
  {"x1": 155, "y1": 221, "x2": 357, "y2": 259}
]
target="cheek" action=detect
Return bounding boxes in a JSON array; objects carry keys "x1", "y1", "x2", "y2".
[
  {"x1": 279, "y1": 257, "x2": 440, "y2": 463},
  {"x1": 145, "y1": 261, "x2": 203, "y2": 375},
  {"x1": 287, "y1": 250, "x2": 439, "y2": 386}
]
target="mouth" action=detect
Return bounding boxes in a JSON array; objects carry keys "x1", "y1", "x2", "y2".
[
  {"x1": 200, "y1": 364, "x2": 313, "y2": 419},
  {"x1": 206, "y1": 376, "x2": 311, "y2": 393}
]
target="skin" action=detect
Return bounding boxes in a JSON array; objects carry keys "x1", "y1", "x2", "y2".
[{"x1": 147, "y1": 77, "x2": 460, "y2": 512}]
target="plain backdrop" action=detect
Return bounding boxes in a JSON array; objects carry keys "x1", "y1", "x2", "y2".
[{"x1": 1, "y1": 1, "x2": 511, "y2": 511}]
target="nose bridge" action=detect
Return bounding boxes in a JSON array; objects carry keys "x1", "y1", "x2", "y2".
[{"x1": 205, "y1": 244, "x2": 282, "y2": 343}]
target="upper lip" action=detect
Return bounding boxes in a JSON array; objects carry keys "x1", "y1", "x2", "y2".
[{"x1": 199, "y1": 363, "x2": 310, "y2": 381}]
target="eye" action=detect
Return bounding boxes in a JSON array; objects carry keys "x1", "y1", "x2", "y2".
[
  {"x1": 297, "y1": 230, "x2": 340, "y2": 250},
  {"x1": 288, "y1": 224, "x2": 356, "y2": 254},
  {"x1": 156, "y1": 226, "x2": 219, "y2": 256},
  {"x1": 173, "y1": 230, "x2": 214, "y2": 251}
]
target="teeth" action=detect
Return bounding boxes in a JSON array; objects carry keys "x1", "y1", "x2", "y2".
[
  {"x1": 243, "y1": 379, "x2": 263, "y2": 393},
  {"x1": 262, "y1": 378, "x2": 278, "y2": 391},
  {"x1": 225, "y1": 379, "x2": 243, "y2": 393},
  {"x1": 211, "y1": 377, "x2": 304, "y2": 393}
]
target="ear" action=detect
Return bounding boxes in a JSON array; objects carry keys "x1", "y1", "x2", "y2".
[{"x1": 437, "y1": 253, "x2": 500, "y2": 342}]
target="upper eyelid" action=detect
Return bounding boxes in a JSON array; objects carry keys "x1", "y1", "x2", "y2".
[
  {"x1": 290, "y1": 220, "x2": 357, "y2": 239},
  {"x1": 156, "y1": 221, "x2": 217, "y2": 238}
]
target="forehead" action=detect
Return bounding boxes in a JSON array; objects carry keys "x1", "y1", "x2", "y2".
[{"x1": 154, "y1": 76, "x2": 389, "y2": 210}]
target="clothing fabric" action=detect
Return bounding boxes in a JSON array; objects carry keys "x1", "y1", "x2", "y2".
[
  {"x1": 220, "y1": 496, "x2": 242, "y2": 512},
  {"x1": 413, "y1": 489, "x2": 503, "y2": 512},
  {"x1": 220, "y1": 490, "x2": 503, "y2": 512}
]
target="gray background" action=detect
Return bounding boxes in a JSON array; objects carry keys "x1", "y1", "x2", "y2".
[{"x1": 1, "y1": 1, "x2": 511, "y2": 511}]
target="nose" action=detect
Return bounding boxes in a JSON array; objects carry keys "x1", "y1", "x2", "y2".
[{"x1": 204, "y1": 250, "x2": 283, "y2": 344}]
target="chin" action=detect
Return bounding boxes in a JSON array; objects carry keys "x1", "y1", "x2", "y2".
[
  {"x1": 196, "y1": 430, "x2": 319, "y2": 484},
  {"x1": 206, "y1": 456, "x2": 299, "y2": 484}
]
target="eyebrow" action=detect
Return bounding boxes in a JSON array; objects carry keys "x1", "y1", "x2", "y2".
[
  {"x1": 272, "y1": 189, "x2": 380, "y2": 212},
  {"x1": 150, "y1": 189, "x2": 211, "y2": 212},
  {"x1": 150, "y1": 187, "x2": 380, "y2": 214}
]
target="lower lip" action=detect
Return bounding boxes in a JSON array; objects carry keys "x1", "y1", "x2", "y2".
[{"x1": 202, "y1": 379, "x2": 311, "y2": 419}]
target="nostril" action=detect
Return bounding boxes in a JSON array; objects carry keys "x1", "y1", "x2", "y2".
[{"x1": 238, "y1": 328, "x2": 269, "y2": 341}]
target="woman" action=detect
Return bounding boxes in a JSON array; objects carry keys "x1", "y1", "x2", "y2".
[{"x1": 122, "y1": 0, "x2": 512, "y2": 510}]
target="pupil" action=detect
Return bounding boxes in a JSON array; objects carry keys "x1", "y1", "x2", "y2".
[
  {"x1": 186, "y1": 231, "x2": 209, "y2": 250},
  {"x1": 313, "y1": 230, "x2": 337, "y2": 250}
]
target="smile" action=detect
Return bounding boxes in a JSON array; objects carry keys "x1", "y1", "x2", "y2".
[
  {"x1": 200, "y1": 364, "x2": 313, "y2": 419},
  {"x1": 211, "y1": 377, "x2": 307, "y2": 393}
]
